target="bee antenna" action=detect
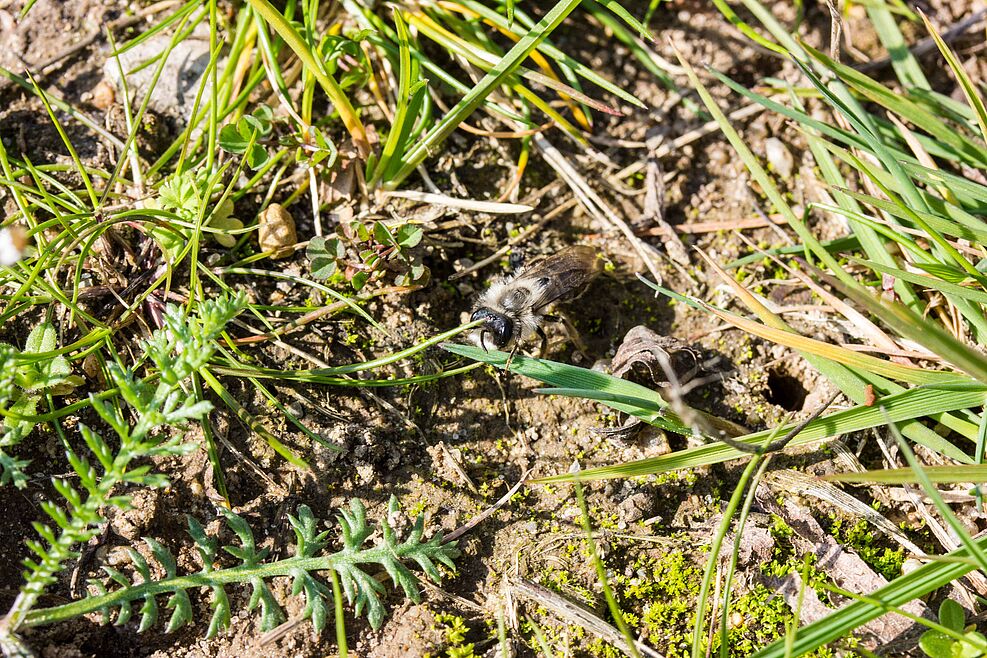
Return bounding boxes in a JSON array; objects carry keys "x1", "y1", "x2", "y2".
[{"x1": 479, "y1": 330, "x2": 491, "y2": 353}]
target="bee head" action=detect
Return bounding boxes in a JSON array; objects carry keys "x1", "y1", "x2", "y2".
[{"x1": 470, "y1": 308, "x2": 514, "y2": 350}]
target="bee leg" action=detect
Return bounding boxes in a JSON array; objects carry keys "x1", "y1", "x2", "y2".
[
  {"x1": 542, "y1": 313, "x2": 590, "y2": 357},
  {"x1": 505, "y1": 342, "x2": 520, "y2": 370},
  {"x1": 536, "y1": 326, "x2": 549, "y2": 358},
  {"x1": 560, "y1": 312, "x2": 591, "y2": 357}
]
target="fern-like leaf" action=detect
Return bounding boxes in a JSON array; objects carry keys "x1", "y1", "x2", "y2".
[{"x1": 21, "y1": 498, "x2": 460, "y2": 641}]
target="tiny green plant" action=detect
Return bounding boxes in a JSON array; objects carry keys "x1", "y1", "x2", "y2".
[
  {"x1": 18, "y1": 497, "x2": 458, "y2": 640},
  {"x1": 0, "y1": 293, "x2": 246, "y2": 652},
  {"x1": 0, "y1": 322, "x2": 80, "y2": 489},
  {"x1": 920, "y1": 600, "x2": 986, "y2": 658},
  {"x1": 307, "y1": 220, "x2": 426, "y2": 291},
  {"x1": 146, "y1": 170, "x2": 245, "y2": 255},
  {"x1": 218, "y1": 104, "x2": 275, "y2": 170}
]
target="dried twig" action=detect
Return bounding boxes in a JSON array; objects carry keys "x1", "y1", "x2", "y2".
[
  {"x1": 717, "y1": 389, "x2": 841, "y2": 455},
  {"x1": 511, "y1": 579, "x2": 665, "y2": 658},
  {"x1": 443, "y1": 469, "x2": 532, "y2": 545}
]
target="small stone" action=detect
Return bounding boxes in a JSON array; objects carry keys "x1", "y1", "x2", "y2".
[
  {"x1": 258, "y1": 203, "x2": 297, "y2": 258},
  {"x1": 106, "y1": 546, "x2": 133, "y2": 567},
  {"x1": 356, "y1": 463, "x2": 375, "y2": 484},
  {"x1": 618, "y1": 493, "x2": 652, "y2": 523},
  {"x1": 82, "y1": 354, "x2": 102, "y2": 381},
  {"x1": 91, "y1": 79, "x2": 116, "y2": 110},
  {"x1": 764, "y1": 137, "x2": 794, "y2": 179},
  {"x1": 901, "y1": 557, "x2": 923, "y2": 576}
]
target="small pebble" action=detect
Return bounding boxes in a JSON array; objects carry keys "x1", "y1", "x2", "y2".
[
  {"x1": 764, "y1": 137, "x2": 794, "y2": 179},
  {"x1": 189, "y1": 480, "x2": 204, "y2": 498},
  {"x1": 91, "y1": 79, "x2": 116, "y2": 110},
  {"x1": 82, "y1": 354, "x2": 103, "y2": 382},
  {"x1": 286, "y1": 402, "x2": 305, "y2": 419},
  {"x1": 106, "y1": 546, "x2": 133, "y2": 566},
  {"x1": 258, "y1": 203, "x2": 297, "y2": 259}
]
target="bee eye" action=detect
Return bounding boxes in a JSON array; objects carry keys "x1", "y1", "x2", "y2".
[{"x1": 492, "y1": 316, "x2": 514, "y2": 348}]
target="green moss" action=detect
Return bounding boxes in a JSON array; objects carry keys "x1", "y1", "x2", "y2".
[
  {"x1": 540, "y1": 564, "x2": 597, "y2": 608},
  {"x1": 432, "y1": 612, "x2": 477, "y2": 658},
  {"x1": 827, "y1": 515, "x2": 905, "y2": 581},
  {"x1": 532, "y1": 534, "x2": 837, "y2": 657}
]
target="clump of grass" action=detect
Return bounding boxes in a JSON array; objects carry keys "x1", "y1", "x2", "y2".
[
  {"x1": 0, "y1": 0, "x2": 670, "y2": 652},
  {"x1": 445, "y1": 1, "x2": 987, "y2": 655}
]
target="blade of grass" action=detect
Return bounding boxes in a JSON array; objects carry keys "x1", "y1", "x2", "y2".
[
  {"x1": 573, "y1": 475, "x2": 641, "y2": 658},
  {"x1": 920, "y1": 13, "x2": 987, "y2": 145},
  {"x1": 198, "y1": 367, "x2": 309, "y2": 469},
  {"x1": 385, "y1": 0, "x2": 587, "y2": 188},
  {"x1": 865, "y1": 1, "x2": 929, "y2": 90},
  {"x1": 246, "y1": 0, "x2": 369, "y2": 157},
  {"x1": 692, "y1": 453, "x2": 766, "y2": 658},
  {"x1": 825, "y1": 464, "x2": 987, "y2": 485},
  {"x1": 847, "y1": 257, "x2": 987, "y2": 306}
]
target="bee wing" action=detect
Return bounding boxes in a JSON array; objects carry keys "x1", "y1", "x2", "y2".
[{"x1": 511, "y1": 246, "x2": 601, "y2": 311}]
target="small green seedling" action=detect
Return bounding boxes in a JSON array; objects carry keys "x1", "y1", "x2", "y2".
[
  {"x1": 0, "y1": 322, "x2": 81, "y2": 488},
  {"x1": 219, "y1": 104, "x2": 274, "y2": 169},
  {"x1": 319, "y1": 29, "x2": 373, "y2": 91},
  {"x1": 148, "y1": 170, "x2": 244, "y2": 254},
  {"x1": 307, "y1": 220, "x2": 425, "y2": 290},
  {"x1": 920, "y1": 600, "x2": 987, "y2": 658},
  {"x1": 294, "y1": 126, "x2": 338, "y2": 168}
]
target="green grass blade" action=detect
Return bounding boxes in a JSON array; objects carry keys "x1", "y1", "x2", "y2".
[
  {"x1": 865, "y1": 1, "x2": 929, "y2": 90},
  {"x1": 586, "y1": 0, "x2": 652, "y2": 40},
  {"x1": 246, "y1": 0, "x2": 369, "y2": 156},
  {"x1": 825, "y1": 464, "x2": 987, "y2": 485},
  {"x1": 825, "y1": 273, "x2": 987, "y2": 385},
  {"x1": 847, "y1": 257, "x2": 987, "y2": 306},
  {"x1": 540, "y1": 384, "x2": 986, "y2": 482},
  {"x1": 921, "y1": 13, "x2": 987, "y2": 145},
  {"x1": 385, "y1": 0, "x2": 585, "y2": 187}
]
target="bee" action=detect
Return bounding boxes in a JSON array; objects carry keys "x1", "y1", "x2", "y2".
[{"x1": 469, "y1": 245, "x2": 602, "y2": 353}]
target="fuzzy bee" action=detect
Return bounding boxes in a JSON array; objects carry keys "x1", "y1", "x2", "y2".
[{"x1": 469, "y1": 245, "x2": 602, "y2": 353}]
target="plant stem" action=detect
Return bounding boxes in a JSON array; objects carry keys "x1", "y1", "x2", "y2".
[
  {"x1": 23, "y1": 539, "x2": 433, "y2": 628},
  {"x1": 691, "y1": 455, "x2": 764, "y2": 658}
]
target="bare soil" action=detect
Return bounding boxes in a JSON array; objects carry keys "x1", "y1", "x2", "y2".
[{"x1": 1, "y1": 1, "x2": 983, "y2": 657}]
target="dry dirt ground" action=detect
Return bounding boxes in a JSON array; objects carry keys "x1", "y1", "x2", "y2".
[{"x1": 0, "y1": 0, "x2": 984, "y2": 657}]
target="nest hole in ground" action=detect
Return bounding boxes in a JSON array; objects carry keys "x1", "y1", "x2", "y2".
[{"x1": 765, "y1": 368, "x2": 808, "y2": 412}]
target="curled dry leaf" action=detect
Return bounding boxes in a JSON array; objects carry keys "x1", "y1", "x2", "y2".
[
  {"x1": 599, "y1": 326, "x2": 699, "y2": 440},
  {"x1": 611, "y1": 325, "x2": 697, "y2": 384},
  {"x1": 258, "y1": 203, "x2": 297, "y2": 259}
]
